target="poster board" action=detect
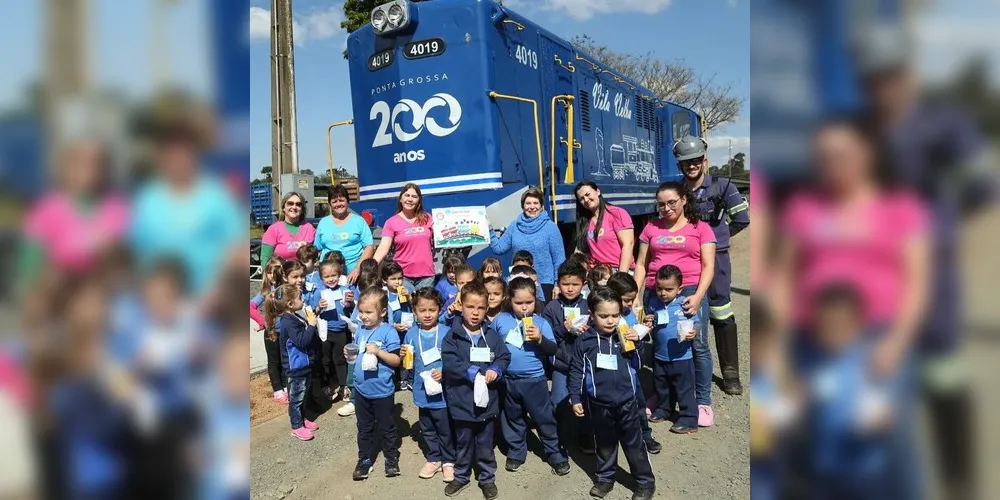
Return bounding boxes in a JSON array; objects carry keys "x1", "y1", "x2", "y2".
[{"x1": 432, "y1": 206, "x2": 491, "y2": 248}]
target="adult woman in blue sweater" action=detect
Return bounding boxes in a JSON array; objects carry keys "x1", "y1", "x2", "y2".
[{"x1": 490, "y1": 188, "x2": 566, "y2": 299}]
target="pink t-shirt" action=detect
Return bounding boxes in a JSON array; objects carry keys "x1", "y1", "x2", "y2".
[
  {"x1": 639, "y1": 219, "x2": 716, "y2": 289},
  {"x1": 586, "y1": 205, "x2": 634, "y2": 267},
  {"x1": 383, "y1": 213, "x2": 435, "y2": 277},
  {"x1": 24, "y1": 192, "x2": 130, "y2": 272},
  {"x1": 781, "y1": 191, "x2": 928, "y2": 327},
  {"x1": 262, "y1": 221, "x2": 317, "y2": 261}
]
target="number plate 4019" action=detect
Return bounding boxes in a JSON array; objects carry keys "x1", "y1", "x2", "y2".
[{"x1": 403, "y1": 38, "x2": 446, "y2": 60}]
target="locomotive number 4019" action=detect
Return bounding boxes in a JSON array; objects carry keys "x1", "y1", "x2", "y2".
[
  {"x1": 403, "y1": 38, "x2": 446, "y2": 60},
  {"x1": 514, "y1": 45, "x2": 538, "y2": 69}
]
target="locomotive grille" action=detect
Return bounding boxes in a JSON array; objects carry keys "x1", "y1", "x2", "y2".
[
  {"x1": 636, "y1": 97, "x2": 645, "y2": 129},
  {"x1": 579, "y1": 89, "x2": 591, "y2": 131}
]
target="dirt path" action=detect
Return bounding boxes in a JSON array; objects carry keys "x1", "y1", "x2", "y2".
[{"x1": 251, "y1": 235, "x2": 752, "y2": 500}]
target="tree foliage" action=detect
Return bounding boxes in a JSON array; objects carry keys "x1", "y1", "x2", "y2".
[{"x1": 571, "y1": 35, "x2": 743, "y2": 132}]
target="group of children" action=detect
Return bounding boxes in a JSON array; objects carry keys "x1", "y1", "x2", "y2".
[{"x1": 252, "y1": 245, "x2": 707, "y2": 500}]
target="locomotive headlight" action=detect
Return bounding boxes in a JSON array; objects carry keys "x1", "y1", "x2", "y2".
[
  {"x1": 371, "y1": 8, "x2": 388, "y2": 32},
  {"x1": 387, "y1": 4, "x2": 404, "y2": 27}
]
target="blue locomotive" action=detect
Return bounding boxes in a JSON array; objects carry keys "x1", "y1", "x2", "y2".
[{"x1": 345, "y1": 0, "x2": 700, "y2": 264}]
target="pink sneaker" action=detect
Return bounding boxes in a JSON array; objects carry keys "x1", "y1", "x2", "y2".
[
  {"x1": 273, "y1": 390, "x2": 289, "y2": 405},
  {"x1": 303, "y1": 420, "x2": 319, "y2": 431},
  {"x1": 698, "y1": 405, "x2": 715, "y2": 427},
  {"x1": 290, "y1": 427, "x2": 314, "y2": 441}
]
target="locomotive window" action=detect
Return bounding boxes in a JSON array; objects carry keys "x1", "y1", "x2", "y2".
[
  {"x1": 672, "y1": 111, "x2": 691, "y2": 141},
  {"x1": 403, "y1": 38, "x2": 446, "y2": 60},
  {"x1": 368, "y1": 49, "x2": 394, "y2": 72}
]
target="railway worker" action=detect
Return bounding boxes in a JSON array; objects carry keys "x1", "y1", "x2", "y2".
[
  {"x1": 489, "y1": 187, "x2": 565, "y2": 299},
  {"x1": 633, "y1": 182, "x2": 717, "y2": 426},
  {"x1": 260, "y1": 191, "x2": 317, "y2": 266},
  {"x1": 854, "y1": 25, "x2": 996, "y2": 500},
  {"x1": 672, "y1": 135, "x2": 749, "y2": 396},
  {"x1": 572, "y1": 181, "x2": 636, "y2": 273},
  {"x1": 314, "y1": 183, "x2": 375, "y2": 283},
  {"x1": 373, "y1": 183, "x2": 437, "y2": 290}
]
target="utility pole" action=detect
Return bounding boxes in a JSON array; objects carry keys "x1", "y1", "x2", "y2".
[
  {"x1": 270, "y1": 0, "x2": 300, "y2": 197},
  {"x1": 727, "y1": 139, "x2": 732, "y2": 177},
  {"x1": 45, "y1": 0, "x2": 89, "y2": 177}
]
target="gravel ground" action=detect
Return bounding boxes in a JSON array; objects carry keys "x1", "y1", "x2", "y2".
[{"x1": 250, "y1": 236, "x2": 753, "y2": 500}]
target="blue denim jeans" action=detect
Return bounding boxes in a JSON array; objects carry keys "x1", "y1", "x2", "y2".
[
  {"x1": 643, "y1": 285, "x2": 712, "y2": 405},
  {"x1": 404, "y1": 275, "x2": 436, "y2": 291},
  {"x1": 288, "y1": 374, "x2": 310, "y2": 429}
]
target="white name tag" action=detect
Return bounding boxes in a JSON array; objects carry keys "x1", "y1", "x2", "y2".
[
  {"x1": 596, "y1": 353, "x2": 618, "y2": 371},
  {"x1": 421, "y1": 347, "x2": 441, "y2": 365},
  {"x1": 470, "y1": 347, "x2": 492, "y2": 363},
  {"x1": 505, "y1": 328, "x2": 524, "y2": 349},
  {"x1": 656, "y1": 310, "x2": 669, "y2": 325},
  {"x1": 388, "y1": 299, "x2": 401, "y2": 312},
  {"x1": 331, "y1": 289, "x2": 344, "y2": 302}
]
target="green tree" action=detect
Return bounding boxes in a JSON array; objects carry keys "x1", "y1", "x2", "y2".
[
  {"x1": 571, "y1": 35, "x2": 743, "y2": 132},
  {"x1": 260, "y1": 165, "x2": 273, "y2": 183},
  {"x1": 341, "y1": 0, "x2": 395, "y2": 58}
]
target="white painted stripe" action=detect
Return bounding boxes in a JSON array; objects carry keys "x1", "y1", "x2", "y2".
[
  {"x1": 359, "y1": 182, "x2": 503, "y2": 201},
  {"x1": 553, "y1": 199, "x2": 654, "y2": 210},
  {"x1": 359, "y1": 172, "x2": 502, "y2": 194},
  {"x1": 553, "y1": 192, "x2": 653, "y2": 202}
]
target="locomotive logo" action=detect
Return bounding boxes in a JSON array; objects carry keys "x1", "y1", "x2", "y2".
[
  {"x1": 655, "y1": 235, "x2": 687, "y2": 246},
  {"x1": 370, "y1": 93, "x2": 462, "y2": 147}
]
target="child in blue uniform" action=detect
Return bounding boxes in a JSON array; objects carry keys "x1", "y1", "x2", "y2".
[
  {"x1": 644, "y1": 265, "x2": 700, "y2": 433},
  {"x1": 382, "y1": 262, "x2": 415, "y2": 390},
  {"x1": 441, "y1": 281, "x2": 511, "y2": 500},
  {"x1": 542, "y1": 261, "x2": 592, "y2": 453},
  {"x1": 492, "y1": 277, "x2": 570, "y2": 475},
  {"x1": 270, "y1": 284, "x2": 320, "y2": 441},
  {"x1": 400, "y1": 288, "x2": 456, "y2": 482},
  {"x1": 441, "y1": 264, "x2": 477, "y2": 325},
  {"x1": 607, "y1": 272, "x2": 662, "y2": 452},
  {"x1": 311, "y1": 260, "x2": 355, "y2": 402},
  {"x1": 350, "y1": 287, "x2": 403, "y2": 480},
  {"x1": 569, "y1": 287, "x2": 655, "y2": 500}
]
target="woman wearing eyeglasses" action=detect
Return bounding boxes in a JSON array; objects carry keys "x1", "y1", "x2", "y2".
[
  {"x1": 260, "y1": 191, "x2": 317, "y2": 264},
  {"x1": 634, "y1": 181, "x2": 717, "y2": 425}
]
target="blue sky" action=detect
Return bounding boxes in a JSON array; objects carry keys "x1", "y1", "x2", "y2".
[{"x1": 248, "y1": 0, "x2": 752, "y2": 178}]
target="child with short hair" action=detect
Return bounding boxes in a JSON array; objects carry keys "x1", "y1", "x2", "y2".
[
  {"x1": 607, "y1": 272, "x2": 662, "y2": 453},
  {"x1": 441, "y1": 281, "x2": 511, "y2": 499},
  {"x1": 542, "y1": 261, "x2": 592, "y2": 453},
  {"x1": 269, "y1": 284, "x2": 320, "y2": 441},
  {"x1": 399, "y1": 288, "x2": 456, "y2": 482},
  {"x1": 586, "y1": 264, "x2": 613, "y2": 298},
  {"x1": 483, "y1": 277, "x2": 506, "y2": 325},
  {"x1": 569, "y1": 287, "x2": 655, "y2": 500},
  {"x1": 382, "y1": 262, "x2": 415, "y2": 390},
  {"x1": 296, "y1": 244, "x2": 320, "y2": 276},
  {"x1": 511, "y1": 250, "x2": 533, "y2": 269},
  {"x1": 351, "y1": 287, "x2": 403, "y2": 480},
  {"x1": 311, "y1": 260, "x2": 356, "y2": 402},
  {"x1": 436, "y1": 254, "x2": 465, "y2": 304},
  {"x1": 251, "y1": 257, "x2": 287, "y2": 404},
  {"x1": 442, "y1": 264, "x2": 478, "y2": 324},
  {"x1": 644, "y1": 265, "x2": 700, "y2": 434},
  {"x1": 479, "y1": 257, "x2": 502, "y2": 280},
  {"x1": 491, "y1": 278, "x2": 569, "y2": 476}
]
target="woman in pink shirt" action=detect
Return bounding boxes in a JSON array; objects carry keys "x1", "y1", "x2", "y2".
[
  {"x1": 21, "y1": 139, "x2": 129, "y2": 284},
  {"x1": 635, "y1": 181, "x2": 718, "y2": 419},
  {"x1": 573, "y1": 181, "x2": 635, "y2": 271},
  {"x1": 259, "y1": 191, "x2": 317, "y2": 264},
  {"x1": 373, "y1": 183, "x2": 436, "y2": 290},
  {"x1": 773, "y1": 118, "x2": 929, "y2": 378}
]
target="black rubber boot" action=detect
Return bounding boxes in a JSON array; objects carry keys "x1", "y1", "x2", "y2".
[{"x1": 714, "y1": 322, "x2": 743, "y2": 395}]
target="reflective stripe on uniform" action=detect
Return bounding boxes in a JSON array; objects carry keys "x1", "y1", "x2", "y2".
[
  {"x1": 727, "y1": 200, "x2": 749, "y2": 215},
  {"x1": 710, "y1": 302, "x2": 734, "y2": 320}
]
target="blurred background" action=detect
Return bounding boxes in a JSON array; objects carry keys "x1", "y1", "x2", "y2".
[
  {"x1": 752, "y1": 0, "x2": 999, "y2": 499},
  {"x1": 0, "y1": 0, "x2": 249, "y2": 498}
]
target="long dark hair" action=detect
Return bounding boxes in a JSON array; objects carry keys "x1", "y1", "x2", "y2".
[
  {"x1": 574, "y1": 181, "x2": 610, "y2": 253},
  {"x1": 655, "y1": 182, "x2": 700, "y2": 225}
]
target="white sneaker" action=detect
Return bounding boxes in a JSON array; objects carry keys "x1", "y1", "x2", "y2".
[{"x1": 337, "y1": 402, "x2": 355, "y2": 417}]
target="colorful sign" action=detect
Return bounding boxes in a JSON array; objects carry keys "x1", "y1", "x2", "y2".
[{"x1": 432, "y1": 206, "x2": 490, "y2": 248}]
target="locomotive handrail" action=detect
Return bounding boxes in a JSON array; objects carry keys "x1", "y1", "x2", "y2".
[
  {"x1": 488, "y1": 91, "x2": 545, "y2": 206},
  {"x1": 327, "y1": 119, "x2": 354, "y2": 185},
  {"x1": 501, "y1": 19, "x2": 524, "y2": 31},
  {"x1": 548, "y1": 95, "x2": 575, "y2": 223},
  {"x1": 574, "y1": 53, "x2": 601, "y2": 71},
  {"x1": 553, "y1": 54, "x2": 575, "y2": 73}
]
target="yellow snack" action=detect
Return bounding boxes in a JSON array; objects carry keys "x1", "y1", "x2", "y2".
[
  {"x1": 397, "y1": 286, "x2": 407, "y2": 303},
  {"x1": 617, "y1": 322, "x2": 635, "y2": 352}
]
